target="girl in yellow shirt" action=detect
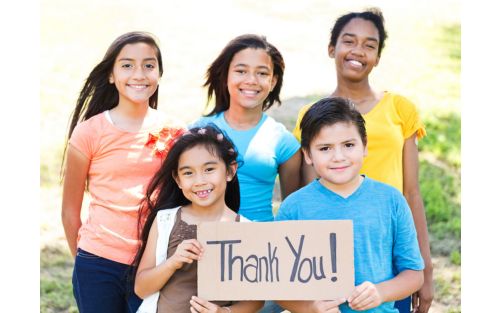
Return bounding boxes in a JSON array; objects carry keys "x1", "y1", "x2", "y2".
[{"x1": 292, "y1": 8, "x2": 433, "y2": 313}]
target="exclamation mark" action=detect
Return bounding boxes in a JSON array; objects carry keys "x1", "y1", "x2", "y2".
[{"x1": 330, "y1": 233, "x2": 337, "y2": 282}]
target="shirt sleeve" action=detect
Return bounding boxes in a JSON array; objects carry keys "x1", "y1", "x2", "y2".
[
  {"x1": 274, "y1": 197, "x2": 296, "y2": 221},
  {"x1": 395, "y1": 95, "x2": 427, "y2": 140},
  {"x1": 292, "y1": 103, "x2": 313, "y2": 142},
  {"x1": 392, "y1": 192, "x2": 425, "y2": 273},
  {"x1": 276, "y1": 127, "x2": 300, "y2": 165},
  {"x1": 69, "y1": 120, "x2": 96, "y2": 159}
]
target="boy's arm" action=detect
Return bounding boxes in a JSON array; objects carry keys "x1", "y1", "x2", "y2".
[
  {"x1": 403, "y1": 133, "x2": 434, "y2": 313},
  {"x1": 348, "y1": 269, "x2": 423, "y2": 311},
  {"x1": 189, "y1": 296, "x2": 263, "y2": 313},
  {"x1": 277, "y1": 299, "x2": 344, "y2": 313}
]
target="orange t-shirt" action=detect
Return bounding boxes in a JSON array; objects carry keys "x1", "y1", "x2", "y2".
[{"x1": 70, "y1": 111, "x2": 183, "y2": 264}]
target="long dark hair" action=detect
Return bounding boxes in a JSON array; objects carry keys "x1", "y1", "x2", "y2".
[
  {"x1": 130, "y1": 125, "x2": 240, "y2": 278},
  {"x1": 204, "y1": 34, "x2": 285, "y2": 115},
  {"x1": 60, "y1": 31, "x2": 163, "y2": 179},
  {"x1": 67, "y1": 31, "x2": 163, "y2": 140}
]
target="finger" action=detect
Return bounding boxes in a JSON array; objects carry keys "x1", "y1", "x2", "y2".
[
  {"x1": 349, "y1": 288, "x2": 371, "y2": 307},
  {"x1": 352, "y1": 294, "x2": 376, "y2": 311},
  {"x1": 348, "y1": 282, "x2": 369, "y2": 303},
  {"x1": 190, "y1": 307, "x2": 198, "y2": 313},
  {"x1": 412, "y1": 293, "x2": 419, "y2": 312},
  {"x1": 181, "y1": 242, "x2": 203, "y2": 256},
  {"x1": 185, "y1": 239, "x2": 204, "y2": 252},
  {"x1": 190, "y1": 297, "x2": 205, "y2": 312},
  {"x1": 417, "y1": 300, "x2": 432, "y2": 313},
  {"x1": 191, "y1": 296, "x2": 212, "y2": 308}
]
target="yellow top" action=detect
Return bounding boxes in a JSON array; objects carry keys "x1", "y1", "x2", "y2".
[{"x1": 293, "y1": 92, "x2": 426, "y2": 192}]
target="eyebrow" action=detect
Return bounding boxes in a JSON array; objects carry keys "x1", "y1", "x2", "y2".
[
  {"x1": 233, "y1": 63, "x2": 271, "y2": 70},
  {"x1": 117, "y1": 57, "x2": 158, "y2": 62},
  {"x1": 178, "y1": 161, "x2": 219, "y2": 171},
  {"x1": 341, "y1": 33, "x2": 379, "y2": 43},
  {"x1": 314, "y1": 138, "x2": 357, "y2": 146}
]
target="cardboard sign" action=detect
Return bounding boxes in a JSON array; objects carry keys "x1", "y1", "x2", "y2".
[{"x1": 198, "y1": 220, "x2": 354, "y2": 300}]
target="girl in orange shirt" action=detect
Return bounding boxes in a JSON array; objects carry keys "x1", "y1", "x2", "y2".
[{"x1": 61, "y1": 32, "x2": 183, "y2": 313}]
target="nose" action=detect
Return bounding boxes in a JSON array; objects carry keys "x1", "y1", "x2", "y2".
[
  {"x1": 132, "y1": 66, "x2": 146, "y2": 80},
  {"x1": 350, "y1": 44, "x2": 364, "y2": 56},
  {"x1": 244, "y1": 72, "x2": 258, "y2": 84},
  {"x1": 193, "y1": 173, "x2": 207, "y2": 186},
  {"x1": 331, "y1": 147, "x2": 346, "y2": 162}
]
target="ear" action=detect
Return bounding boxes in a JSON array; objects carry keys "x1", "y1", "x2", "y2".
[
  {"x1": 270, "y1": 75, "x2": 278, "y2": 92},
  {"x1": 109, "y1": 74, "x2": 115, "y2": 84},
  {"x1": 374, "y1": 55, "x2": 380, "y2": 67},
  {"x1": 302, "y1": 148, "x2": 314, "y2": 165},
  {"x1": 173, "y1": 172, "x2": 181, "y2": 189},
  {"x1": 363, "y1": 144, "x2": 368, "y2": 158},
  {"x1": 328, "y1": 45, "x2": 335, "y2": 59},
  {"x1": 227, "y1": 162, "x2": 238, "y2": 181}
]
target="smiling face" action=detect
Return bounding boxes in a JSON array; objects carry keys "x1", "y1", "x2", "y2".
[
  {"x1": 304, "y1": 121, "x2": 367, "y2": 196},
  {"x1": 109, "y1": 42, "x2": 160, "y2": 107},
  {"x1": 174, "y1": 144, "x2": 234, "y2": 211},
  {"x1": 329, "y1": 18, "x2": 380, "y2": 83},
  {"x1": 227, "y1": 48, "x2": 277, "y2": 113}
]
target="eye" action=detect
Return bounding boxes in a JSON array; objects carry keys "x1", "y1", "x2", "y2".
[
  {"x1": 345, "y1": 143, "x2": 355, "y2": 148},
  {"x1": 319, "y1": 146, "x2": 330, "y2": 151},
  {"x1": 235, "y1": 69, "x2": 246, "y2": 74},
  {"x1": 181, "y1": 170, "x2": 192, "y2": 176},
  {"x1": 343, "y1": 40, "x2": 354, "y2": 45},
  {"x1": 144, "y1": 63, "x2": 156, "y2": 69},
  {"x1": 205, "y1": 167, "x2": 215, "y2": 173},
  {"x1": 121, "y1": 63, "x2": 133, "y2": 68},
  {"x1": 258, "y1": 71, "x2": 270, "y2": 76}
]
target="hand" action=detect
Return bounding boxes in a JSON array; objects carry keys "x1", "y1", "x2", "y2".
[
  {"x1": 348, "y1": 281, "x2": 382, "y2": 311},
  {"x1": 311, "y1": 298, "x2": 346, "y2": 313},
  {"x1": 189, "y1": 296, "x2": 224, "y2": 313},
  {"x1": 168, "y1": 239, "x2": 203, "y2": 270},
  {"x1": 412, "y1": 277, "x2": 434, "y2": 313}
]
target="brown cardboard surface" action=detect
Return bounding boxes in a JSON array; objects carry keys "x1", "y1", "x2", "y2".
[{"x1": 198, "y1": 220, "x2": 354, "y2": 300}]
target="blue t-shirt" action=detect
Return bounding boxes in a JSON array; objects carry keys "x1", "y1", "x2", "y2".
[
  {"x1": 276, "y1": 177, "x2": 424, "y2": 313},
  {"x1": 192, "y1": 112, "x2": 300, "y2": 221}
]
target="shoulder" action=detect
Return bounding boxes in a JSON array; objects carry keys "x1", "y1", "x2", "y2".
[
  {"x1": 383, "y1": 92, "x2": 418, "y2": 112},
  {"x1": 283, "y1": 181, "x2": 320, "y2": 205},
  {"x1": 72, "y1": 112, "x2": 107, "y2": 134},
  {"x1": 262, "y1": 114, "x2": 297, "y2": 139},
  {"x1": 190, "y1": 112, "x2": 223, "y2": 128},
  {"x1": 363, "y1": 177, "x2": 407, "y2": 207}
]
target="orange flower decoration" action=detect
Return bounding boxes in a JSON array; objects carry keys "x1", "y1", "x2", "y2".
[{"x1": 146, "y1": 127, "x2": 185, "y2": 158}]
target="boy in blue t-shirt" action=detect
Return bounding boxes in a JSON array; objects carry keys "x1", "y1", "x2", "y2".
[{"x1": 276, "y1": 97, "x2": 424, "y2": 313}]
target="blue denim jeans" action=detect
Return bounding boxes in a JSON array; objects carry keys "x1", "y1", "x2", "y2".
[
  {"x1": 394, "y1": 296, "x2": 411, "y2": 313},
  {"x1": 72, "y1": 248, "x2": 142, "y2": 313}
]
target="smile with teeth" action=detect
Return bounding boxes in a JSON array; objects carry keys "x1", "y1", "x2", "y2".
[
  {"x1": 346, "y1": 60, "x2": 364, "y2": 68},
  {"x1": 240, "y1": 89, "x2": 259, "y2": 95},
  {"x1": 127, "y1": 84, "x2": 149, "y2": 90},
  {"x1": 194, "y1": 189, "x2": 213, "y2": 198}
]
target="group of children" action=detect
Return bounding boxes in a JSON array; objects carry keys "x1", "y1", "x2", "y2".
[{"x1": 61, "y1": 8, "x2": 433, "y2": 313}]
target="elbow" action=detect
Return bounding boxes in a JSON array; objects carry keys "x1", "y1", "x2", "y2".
[{"x1": 134, "y1": 283, "x2": 147, "y2": 300}]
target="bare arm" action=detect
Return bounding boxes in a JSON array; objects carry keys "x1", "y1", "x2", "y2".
[
  {"x1": 348, "y1": 270, "x2": 423, "y2": 311},
  {"x1": 403, "y1": 133, "x2": 434, "y2": 312},
  {"x1": 135, "y1": 218, "x2": 203, "y2": 298},
  {"x1": 278, "y1": 150, "x2": 302, "y2": 199},
  {"x1": 277, "y1": 298, "x2": 344, "y2": 313},
  {"x1": 190, "y1": 296, "x2": 263, "y2": 313},
  {"x1": 61, "y1": 145, "x2": 89, "y2": 258}
]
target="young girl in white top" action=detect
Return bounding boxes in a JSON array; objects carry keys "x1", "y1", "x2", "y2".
[{"x1": 133, "y1": 125, "x2": 263, "y2": 313}]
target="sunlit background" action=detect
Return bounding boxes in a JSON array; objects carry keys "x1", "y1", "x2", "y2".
[{"x1": 41, "y1": 0, "x2": 460, "y2": 312}]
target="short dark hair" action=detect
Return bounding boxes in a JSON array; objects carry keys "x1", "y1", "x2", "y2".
[
  {"x1": 329, "y1": 8, "x2": 387, "y2": 57},
  {"x1": 204, "y1": 34, "x2": 285, "y2": 115},
  {"x1": 300, "y1": 97, "x2": 367, "y2": 152}
]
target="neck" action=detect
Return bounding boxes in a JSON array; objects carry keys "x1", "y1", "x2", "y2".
[
  {"x1": 224, "y1": 106, "x2": 263, "y2": 130},
  {"x1": 319, "y1": 175, "x2": 364, "y2": 198},
  {"x1": 332, "y1": 80, "x2": 380, "y2": 114}
]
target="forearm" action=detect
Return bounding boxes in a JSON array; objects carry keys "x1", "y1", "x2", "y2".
[
  {"x1": 135, "y1": 258, "x2": 178, "y2": 298},
  {"x1": 276, "y1": 300, "x2": 314, "y2": 313},
  {"x1": 377, "y1": 270, "x2": 423, "y2": 302},
  {"x1": 61, "y1": 209, "x2": 82, "y2": 258},
  {"x1": 404, "y1": 190, "x2": 433, "y2": 276},
  {"x1": 226, "y1": 300, "x2": 264, "y2": 313}
]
